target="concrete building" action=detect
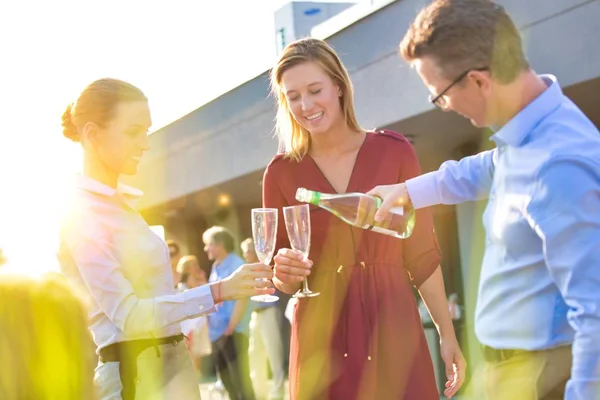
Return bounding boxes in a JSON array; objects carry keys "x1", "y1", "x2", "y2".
[
  {"x1": 126, "y1": 0, "x2": 600, "y2": 392},
  {"x1": 274, "y1": 1, "x2": 355, "y2": 56}
]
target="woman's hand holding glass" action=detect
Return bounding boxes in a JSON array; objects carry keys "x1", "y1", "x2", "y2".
[
  {"x1": 283, "y1": 204, "x2": 319, "y2": 298},
  {"x1": 273, "y1": 248, "x2": 313, "y2": 290},
  {"x1": 213, "y1": 263, "x2": 275, "y2": 302}
]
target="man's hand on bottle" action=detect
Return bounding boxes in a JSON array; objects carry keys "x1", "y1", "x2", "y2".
[{"x1": 366, "y1": 183, "x2": 411, "y2": 222}]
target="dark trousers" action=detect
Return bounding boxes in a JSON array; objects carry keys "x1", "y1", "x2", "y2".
[{"x1": 212, "y1": 332, "x2": 255, "y2": 400}]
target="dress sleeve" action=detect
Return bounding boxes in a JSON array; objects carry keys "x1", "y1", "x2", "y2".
[
  {"x1": 399, "y1": 141, "x2": 443, "y2": 288},
  {"x1": 262, "y1": 157, "x2": 291, "y2": 255}
]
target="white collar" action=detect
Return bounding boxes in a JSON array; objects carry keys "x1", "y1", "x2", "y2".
[{"x1": 76, "y1": 174, "x2": 143, "y2": 200}]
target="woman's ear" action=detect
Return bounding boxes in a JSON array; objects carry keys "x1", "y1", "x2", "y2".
[{"x1": 81, "y1": 122, "x2": 101, "y2": 146}]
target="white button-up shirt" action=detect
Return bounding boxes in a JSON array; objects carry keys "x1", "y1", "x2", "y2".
[{"x1": 58, "y1": 175, "x2": 215, "y2": 352}]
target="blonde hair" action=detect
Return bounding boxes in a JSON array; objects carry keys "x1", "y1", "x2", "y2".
[
  {"x1": 176, "y1": 255, "x2": 202, "y2": 282},
  {"x1": 0, "y1": 273, "x2": 95, "y2": 399},
  {"x1": 62, "y1": 78, "x2": 147, "y2": 142},
  {"x1": 240, "y1": 238, "x2": 254, "y2": 253},
  {"x1": 270, "y1": 38, "x2": 363, "y2": 162}
]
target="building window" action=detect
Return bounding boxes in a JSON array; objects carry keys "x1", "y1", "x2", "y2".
[{"x1": 276, "y1": 28, "x2": 286, "y2": 53}]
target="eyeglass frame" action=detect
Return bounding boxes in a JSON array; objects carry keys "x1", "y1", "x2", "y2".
[{"x1": 428, "y1": 67, "x2": 489, "y2": 107}]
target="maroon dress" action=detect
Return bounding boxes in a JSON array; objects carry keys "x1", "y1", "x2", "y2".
[{"x1": 263, "y1": 130, "x2": 441, "y2": 400}]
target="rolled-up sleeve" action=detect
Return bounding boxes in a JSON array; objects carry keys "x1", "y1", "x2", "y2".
[
  {"x1": 263, "y1": 160, "x2": 292, "y2": 255},
  {"x1": 399, "y1": 141, "x2": 442, "y2": 287},
  {"x1": 63, "y1": 221, "x2": 215, "y2": 337},
  {"x1": 526, "y1": 158, "x2": 600, "y2": 400},
  {"x1": 406, "y1": 149, "x2": 496, "y2": 209}
]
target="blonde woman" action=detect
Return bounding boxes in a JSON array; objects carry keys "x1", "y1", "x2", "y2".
[
  {"x1": 263, "y1": 38, "x2": 465, "y2": 399},
  {"x1": 58, "y1": 78, "x2": 274, "y2": 400},
  {"x1": 0, "y1": 273, "x2": 95, "y2": 399}
]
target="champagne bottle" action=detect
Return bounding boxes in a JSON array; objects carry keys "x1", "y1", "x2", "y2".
[{"x1": 295, "y1": 187, "x2": 415, "y2": 239}]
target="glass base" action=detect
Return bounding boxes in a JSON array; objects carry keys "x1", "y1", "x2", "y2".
[
  {"x1": 294, "y1": 290, "x2": 320, "y2": 298},
  {"x1": 251, "y1": 294, "x2": 279, "y2": 303}
]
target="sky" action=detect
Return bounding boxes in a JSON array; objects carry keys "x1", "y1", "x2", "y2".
[{"x1": 0, "y1": 0, "x2": 354, "y2": 275}]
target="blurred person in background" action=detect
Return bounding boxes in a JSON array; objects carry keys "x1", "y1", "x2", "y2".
[
  {"x1": 241, "y1": 238, "x2": 286, "y2": 400},
  {"x1": 167, "y1": 239, "x2": 182, "y2": 286},
  {"x1": 176, "y1": 254, "x2": 208, "y2": 292},
  {"x1": 204, "y1": 226, "x2": 256, "y2": 400},
  {"x1": 177, "y1": 255, "x2": 212, "y2": 375},
  {"x1": 58, "y1": 78, "x2": 274, "y2": 400},
  {"x1": 0, "y1": 273, "x2": 96, "y2": 399}
]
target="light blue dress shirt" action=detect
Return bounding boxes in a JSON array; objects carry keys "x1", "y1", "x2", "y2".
[
  {"x1": 208, "y1": 253, "x2": 254, "y2": 342},
  {"x1": 405, "y1": 75, "x2": 600, "y2": 399}
]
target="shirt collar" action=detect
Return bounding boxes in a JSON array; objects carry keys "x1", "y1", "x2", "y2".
[
  {"x1": 213, "y1": 253, "x2": 235, "y2": 269},
  {"x1": 491, "y1": 74, "x2": 563, "y2": 147},
  {"x1": 76, "y1": 174, "x2": 143, "y2": 200}
]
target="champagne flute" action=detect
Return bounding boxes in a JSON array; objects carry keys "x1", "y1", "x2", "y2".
[
  {"x1": 283, "y1": 204, "x2": 320, "y2": 298},
  {"x1": 250, "y1": 208, "x2": 279, "y2": 303}
]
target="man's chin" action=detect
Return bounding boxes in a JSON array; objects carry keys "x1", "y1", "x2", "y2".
[{"x1": 469, "y1": 118, "x2": 486, "y2": 128}]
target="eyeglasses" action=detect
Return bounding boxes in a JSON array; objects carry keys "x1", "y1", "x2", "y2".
[{"x1": 428, "y1": 67, "x2": 488, "y2": 108}]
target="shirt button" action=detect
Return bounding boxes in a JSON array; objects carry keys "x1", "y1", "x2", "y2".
[{"x1": 199, "y1": 305, "x2": 204, "y2": 311}]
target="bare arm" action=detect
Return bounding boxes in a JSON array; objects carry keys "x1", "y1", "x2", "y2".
[
  {"x1": 418, "y1": 266, "x2": 454, "y2": 336},
  {"x1": 418, "y1": 266, "x2": 467, "y2": 398}
]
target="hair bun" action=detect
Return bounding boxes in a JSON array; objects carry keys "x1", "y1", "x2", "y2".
[{"x1": 62, "y1": 103, "x2": 79, "y2": 142}]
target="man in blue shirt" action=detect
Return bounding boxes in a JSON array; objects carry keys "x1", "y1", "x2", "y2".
[
  {"x1": 203, "y1": 226, "x2": 255, "y2": 400},
  {"x1": 369, "y1": 1, "x2": 600, "y2": 399}
]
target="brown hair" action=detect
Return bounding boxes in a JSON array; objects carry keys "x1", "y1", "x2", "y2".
[
  {"x1": 400, "y1": 0, "x2": 529, "y2": 83},
  {"x1": 176, "y1": 255, "x2": 202, "y2": 283},
  {"x1": 166, "y1": 239, "x2": 180, "y2": 257},
  {"x1": 270, "y1": 38, "x2": 363, "y2": 162},
  {"x1": 0, "y1": 273, "x2": 95, "y2": 399},
  {"x1": 62, "y1": 78, "x2": 148, "y2": 142}
]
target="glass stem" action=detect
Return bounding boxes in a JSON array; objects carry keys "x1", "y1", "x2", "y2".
[{"x1": 302, "y1": 277, "x2": 310, "y2": 292}]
